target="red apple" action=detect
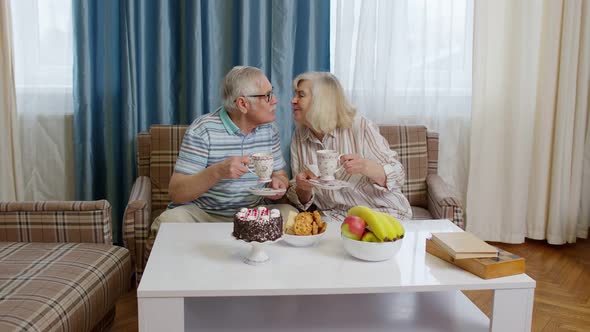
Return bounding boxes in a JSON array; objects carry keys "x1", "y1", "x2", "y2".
[{"x1": 341, "y1": 216, "x2": 366, "y2": 240}]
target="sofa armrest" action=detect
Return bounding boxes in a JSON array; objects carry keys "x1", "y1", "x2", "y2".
[
  {"x1": 426, "y1": 174, "x2": 465, "y2": 229},
  {"x1": 123, "y1": 176, "x2": 152, "y2": 284},
  {"x1": 0, "y1": 200, "x2": 112, "y2": 243}
]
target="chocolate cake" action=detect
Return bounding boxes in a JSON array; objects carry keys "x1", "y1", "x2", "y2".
[{"x1": 233, "y1": 207, "x2": 283, "y2": 242}]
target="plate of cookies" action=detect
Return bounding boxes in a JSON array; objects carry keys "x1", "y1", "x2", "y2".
[{"x1": 282, "y1": 210, "x2": 327, "y2": 247}]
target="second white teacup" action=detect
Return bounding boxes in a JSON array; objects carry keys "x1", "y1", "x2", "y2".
[
  {"x1": 317, "y1": 149, "x2": 342, "y2": 181},
  {"x1": 249, "y1": 153, "x2": 273, "y2": 183}
]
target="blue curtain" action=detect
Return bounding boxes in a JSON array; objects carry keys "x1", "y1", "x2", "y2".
[{"x1": 73, "y1": 0, "x2": 330, "y2": 244}]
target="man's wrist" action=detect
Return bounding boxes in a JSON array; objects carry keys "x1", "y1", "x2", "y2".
[{"x1": 208, "y1": 163, "x2": 223, "y2": 181}]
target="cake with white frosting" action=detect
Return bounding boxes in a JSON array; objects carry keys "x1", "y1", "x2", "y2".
[{"x1": 233, "y1": 207, "x2": 283, "y2": 242}]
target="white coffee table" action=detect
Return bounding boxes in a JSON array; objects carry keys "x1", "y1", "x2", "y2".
[{"x1": 138, "y1": 220, "x2": 535, "y2": 332}]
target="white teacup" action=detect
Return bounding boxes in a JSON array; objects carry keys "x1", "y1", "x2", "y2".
[
  {"x1": 317, "y1": 149, "x2": 343, "y2": 181},
  {"x1": 249, "y1": 153, "x2": 273, "y2": 183}
]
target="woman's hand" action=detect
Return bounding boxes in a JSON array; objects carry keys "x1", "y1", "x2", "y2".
[
  {"x1": 295, "y1": 169, "x2": 318, "y2": 191},
  {"x1": 341, "y1": 153, "x2": 387, "y2": 187},
  {"x1": 341, "y1": 154, "x2": 368, "y2": 175},
  {"x1": 295, "y1": 169, "x2": 318, "y2": 204}
]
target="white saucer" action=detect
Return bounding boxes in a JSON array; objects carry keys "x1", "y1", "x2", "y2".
[
  {"x1": 248, "y1": 187, "x2": 287, "y2": 196},
  {"x1": 307, "y1": 179, "x2": 351, "y2": 190}
]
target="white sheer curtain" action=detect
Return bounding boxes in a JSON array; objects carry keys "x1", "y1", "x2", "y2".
[
  {"x1": 331, "y1": 0, "x2": 474, "y2": 204},
  {"x1": 468, "y1": 0, "x2": 589, "y2": 243},
  {"x1": 0, "y1": 0, "x2": 24, "y2": 201},
  {"x1": 10, "y1": 0, "x2": 74, "y2": 201}
]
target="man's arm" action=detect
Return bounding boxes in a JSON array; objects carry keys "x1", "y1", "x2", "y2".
[{"x1": 168, "y1": 155, "x2": 251, "y2": 204}]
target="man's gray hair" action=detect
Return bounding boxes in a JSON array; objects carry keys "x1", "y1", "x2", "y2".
[{"x1": 221, "y1": 66, "x2": 265, "y2": 112}]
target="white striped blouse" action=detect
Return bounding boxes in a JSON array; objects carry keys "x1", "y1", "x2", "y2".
[{"x1": 286, "y1": 116, "x2": 413, "y2": 222}]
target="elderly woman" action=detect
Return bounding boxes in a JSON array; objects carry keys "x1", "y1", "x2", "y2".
[{"x1": 286, "y1": 72, "x2": 412, "y2": 222}]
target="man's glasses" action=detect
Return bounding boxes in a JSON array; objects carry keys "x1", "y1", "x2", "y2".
[{"x1": 243, "y1": 90, "x2": 274, "y2": 103}]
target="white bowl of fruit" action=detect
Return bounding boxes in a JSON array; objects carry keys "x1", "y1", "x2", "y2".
[{"x1": 340, "y1": 206, "x2": 405, "y2": 262}]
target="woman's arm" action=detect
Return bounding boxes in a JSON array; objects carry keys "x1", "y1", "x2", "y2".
[
  {"x1": 341, "y1": 157, "x2": 387, "y2": 186},
  {"x1": 342, "y1": 117, "x2": 405, "y2": 190},
  {"x1": 286, "y1": 129, "x2": 316, "y2": 208}
]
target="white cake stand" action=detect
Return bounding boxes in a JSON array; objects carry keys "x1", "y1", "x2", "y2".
[{"x1": 233, "y1": 235, "x2": 282, "y2": 265}]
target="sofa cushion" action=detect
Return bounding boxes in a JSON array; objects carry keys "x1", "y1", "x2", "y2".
[
  {"x1": 0, "y1": 242, "x2": 131, "y2": 332},
  {"x1": 411, "y1": 206, "x2": 433, "y2": 220}
]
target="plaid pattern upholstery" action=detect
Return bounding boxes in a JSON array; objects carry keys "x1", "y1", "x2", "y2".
[
  {"x1": 427, "y1": 131, "x2": 439, "y2": 175},
  {"x1": 0, "y1": 200, "x2": 112, "y2": 244},
  {"x1": 427, "y1": 174, "x2": 464, "y2": 228},
  {"x1": 379, "y1": 125, "x2": 429, "y2": 207},
  {"x1": 137, "y1": 132, "x2": 151, "y2": 177},
  {"x1": 149, "y1": 125, "x2": 188, "y2": 212},
  {"x1": 379, "y1": 125, "x2": 464, "y2": 227},
  {"x1": 0, "y1": 242, "x2": 131, "y2": 332},
  {"x1": 127, "y1": 126, "x2": 187, "y2": 284},
  {"x1": 123, "y1": 176, "x2": 151, "y2": 284}
]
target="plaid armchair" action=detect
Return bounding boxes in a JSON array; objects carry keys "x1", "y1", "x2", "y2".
[
  {"x1": 123, "y1": 125, "x2": 188, "y2": 284},
  {"x1": 379, "y1": 125, "x2": 464, "y2": 228},
  {"x1": 123, "y1": 124, "x2": 464, "y2": 284},
  {"x1": 0, "y1": 200, "x2": 131, "y2": 332}
]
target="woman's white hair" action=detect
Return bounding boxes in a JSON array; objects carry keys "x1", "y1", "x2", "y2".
[
  {"x1": 221, "y1": 66, "x2": 265, "y2": 112},
  {"x1": 293, "y1": 72, "x2": 356, "y2": 134}
]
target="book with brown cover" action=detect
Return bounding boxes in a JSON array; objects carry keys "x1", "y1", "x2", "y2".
[
  {"x1": 426, "y1": 239, "x2": 526, "y2": 279},
  {"x1": 430, "y1": 231, "x2": 499, "y2": 259}
]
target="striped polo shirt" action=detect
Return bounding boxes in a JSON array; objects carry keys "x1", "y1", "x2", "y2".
[{"x1": 173, "y1": 107, "x2": 286, "y2": 216}]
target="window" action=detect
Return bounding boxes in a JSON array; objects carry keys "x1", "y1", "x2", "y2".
[
  {"x1": 330, "y1": 0, "x2": 473, "y2": 99},
  {"x1": 9, "y1": 0, "x2": 75, "y2": 201},
  {"x1": 10, "y1": 0, "x2": 72, "y2": 90}
]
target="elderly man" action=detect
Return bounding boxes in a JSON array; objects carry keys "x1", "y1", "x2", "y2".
[{"x1": 150, "y1": 66, "x2": 294, "y2": 235}]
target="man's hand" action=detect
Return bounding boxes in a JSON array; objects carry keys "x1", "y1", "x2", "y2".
[{"x1": 215, "y1": 155, "x2": 251, "y2": 179}]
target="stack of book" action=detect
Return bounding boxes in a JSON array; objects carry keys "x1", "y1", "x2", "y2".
[{"x1": 427, "y1": 231, "x2": 525, "y2": 279}]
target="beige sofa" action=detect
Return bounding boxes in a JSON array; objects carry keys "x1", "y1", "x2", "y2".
[{"x1": 0, "y1": 200, "x2": 131, "y2": 332}]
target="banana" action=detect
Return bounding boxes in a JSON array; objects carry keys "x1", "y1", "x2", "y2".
[
  {"x1": 380, "y1": 212, "x2": 405, "y2": 240},
  {"x1": 378, "y1": 213, "x2": 397, "y2": 241},
  {"x1": 361, "y1": 231, "x2": 381, "y2": 242},
  {"x1": 347, "y1": 206, "x2": 395, "y2": 241}
]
